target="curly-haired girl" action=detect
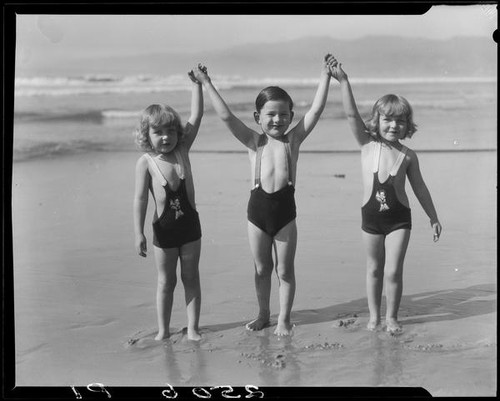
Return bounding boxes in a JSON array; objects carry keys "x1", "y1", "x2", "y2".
[
  {"x1": 133, "y1": 70, "x2": 203, "y2": 341},
  {"x1": 330, "y1": 58, "x2": 442, "y2": 334}
]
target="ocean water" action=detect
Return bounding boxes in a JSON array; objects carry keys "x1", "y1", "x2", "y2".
[{"x1": 12, "y1": 75, "x2": 497, "y2": 161}]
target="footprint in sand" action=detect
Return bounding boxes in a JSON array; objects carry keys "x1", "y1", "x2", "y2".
[
  {"x1": 124, "y1": 328, "x2": 157, "y2": 348},
  {"x1": 303, "y1": 342, "x2": 344, "y2": 351},
  {"x1": 397, "y1": 331, "x2": 417, "y2": 343},
  {"x1": 404, "y1": 343, "x2": 445, "y2": 352},
  {"x1": 333, "y1": 314, "x2": 359, "y2": 329},
  {"x1": 239, "y1": 351, "x2": 289, "y2": 369}
]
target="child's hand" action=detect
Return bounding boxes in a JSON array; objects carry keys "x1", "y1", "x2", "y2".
[
  {"x1": 323, "y1": 53, "x2": 338, "y2": 75},
  {"x1": 188, "y1": 70, "x2": 200, "y2": 84},
  {"x1": 135, "y1": 234, "x2": 147, "y2": 257},
  {"x1": 432, "y1": 221, "x2": 442, "y2": 242},
  {"x1": 192, "y1": 63, "x2": 210, "y2": 84},
  {"x1": 329, "y1": 60, "x2": 348, "y2": 83}
]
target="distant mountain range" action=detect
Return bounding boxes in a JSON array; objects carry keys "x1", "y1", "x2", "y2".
[{"x1": 18, "y1": 35, "x2": 497, "y2": 78}]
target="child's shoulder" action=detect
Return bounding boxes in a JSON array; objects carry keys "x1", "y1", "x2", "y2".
[
  {"x1": 400, "y1": 145, "x2": 419, "y2": 168},
  {"x1": 360, "y1": 138, "x2": 377, "y2": 151},
  {"x1": 401, "y1": 143, "x2": 416, "y2": 157},
  {"x1": 136, "y1": 153, "x2": 153, "y2": 169},
  {"x1": 137, "y1": 153, "x2": 151, "y2": 162}
]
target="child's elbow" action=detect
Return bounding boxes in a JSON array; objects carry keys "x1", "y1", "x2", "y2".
[
  {"x1": 220, "y1": 112, "x2": 236, "y2": 124},
  {"x1": 309, "y1": 106, "x2": 325, "y2": 119}
]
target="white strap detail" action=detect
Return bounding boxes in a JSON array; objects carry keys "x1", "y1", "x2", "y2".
[
  {"x1": 173, "y1": 149, "x2": 186, "y2": 180},
  {"x1": 390, "y1": 146, "x2": 408, "y2": 176},
  {"x1": 373, "y1": 141, "x2": 407, "y2": 176},
  {"x1": 373, "y1": 141, "x2": 382, "y2": 173},
  {"x1": 145, "y1": 154, "x2": 167, "y2": 186},
  {"x1": 145, "y1": 151, "x2": 185, "y2": 187}
]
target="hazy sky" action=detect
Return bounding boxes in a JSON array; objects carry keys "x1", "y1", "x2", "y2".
[{"x1": 16, "y1": 5, "x2": 497, "y2": 60}]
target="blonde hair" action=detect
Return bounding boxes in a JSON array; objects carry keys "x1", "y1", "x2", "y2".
[
  {"x1": 134, "y1": 104, "x2": 184, "y2": 152},
  {"x1": 365, "y1": 94, "x2": 417, "y2": 139}
]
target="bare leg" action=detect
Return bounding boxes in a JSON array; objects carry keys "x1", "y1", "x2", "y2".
[
  {"x1": 384, "y1": 229, "x2": 410, "y2": 333},
  {"x1": 362, "y1": 232, "x2": 386, "y2": 331},
  {"x1": 246, "y1": 222, "x2": 274, "y2": 331},
  {"x1": 273, "y1": 220, "x2": 297, "y2": 336},
  {"x1": 179, "y1": 239, "x2": 202, "y2": 341},
  {"x1": 153, "y1": 246, "x2": 179, "y2": 340}
]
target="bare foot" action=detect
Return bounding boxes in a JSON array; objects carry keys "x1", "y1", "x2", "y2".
[
  {"x1": 155, "y1": 331, "x2": 170, "y2": 341},
  {"x1": 386, "y1": 318, "x2": 403, "y2": 334},
  {"x1": 187, "y1": 328, "x2": 202, "y2": 341},
  {"x1": 274, "y1": 322, "x2": 294, "y2": 336},
  {"x1": 367, "y1": 318, "x2": 381, "y2": 332},
  {"x1": 246, "y1": 316, "x2": 271, "y2": 331}
]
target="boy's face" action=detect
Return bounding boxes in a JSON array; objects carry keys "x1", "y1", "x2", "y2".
[
  {"x1": 149, "y1": 124, "x2": 179, "y2": 154},
  {"x1": 254, "y1": 100, "x2": 293, "y2": 138},
  {"x1": 378, "y1": 114, "x2": 407, "y2": 142}
]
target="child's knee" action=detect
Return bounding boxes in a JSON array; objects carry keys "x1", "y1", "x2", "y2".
[
  {"x1": 366, "y1": 261, "x2": 383, "y2": 277},
  {"x1": 158, "y1": 276, "x2": 177, "y2": 292},
  {"x1": 384, "y1": 268, "x2": 402, "y2": 283},
  {"x1": 181, "y1": 270, "x2": 200, "y2": 286},
  {"x1": 254, "y1": 262, "x2": 273, "y2": 277},
  {"x1": 276, "y1": 263, "x2": 295, "y2": 282}
]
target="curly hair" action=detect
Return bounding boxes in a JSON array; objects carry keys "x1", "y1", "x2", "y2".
[
  {"x1": 365, "y1": 94, "x2": 417, "y2": 140},
  {"x1": 134, "y1": 104, "x2": 184, "y2": 152}
]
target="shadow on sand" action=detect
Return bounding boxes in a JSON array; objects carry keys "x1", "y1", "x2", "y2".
[{"x1": 203, "y1": 283, "x2": 496, "y2": 333}]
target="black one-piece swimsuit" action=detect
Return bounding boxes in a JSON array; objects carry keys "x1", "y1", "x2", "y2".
[
  {"x1": 361, "y1": 141, "x2": 412, "y2": 236},
  {"x1": 247, "y1": 135, "x2": 297, "y2": 237},
  {"x1": 146, "y1": 152, "x2": 201, "y2": 249}
]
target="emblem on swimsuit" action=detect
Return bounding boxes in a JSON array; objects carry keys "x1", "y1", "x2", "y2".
[
  {"x1": 169, "y1": 198, "x2": 184, "y2": 220},
  {"x1": 375, "y1": 190, "x2": 390, "y2": 212}
]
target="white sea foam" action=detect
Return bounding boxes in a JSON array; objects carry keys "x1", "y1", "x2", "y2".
[
  {"x1": 14, "y1": 74, "x2": 496, "y2": 97},
  {"x1": 101, "y1": 110, "x2": 141, "y2": 119}
]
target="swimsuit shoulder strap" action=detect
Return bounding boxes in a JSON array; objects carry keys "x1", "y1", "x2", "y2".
[
  {"x1": 253, "y1": 135, "x2": 293, "y2": 187},
  {"x1": 145, "y1": 153, "x2": 167, "y2": 187},
  {"x1": 283, "y1": 136, "x2": 294, "y2": 185},
  {"x1": 373, "y1": 141, "x2": 407, "y2": 176},
  {"x1": 173, "y1": 149, "x2": 186, "y2": 179},
  {"x1": 253, "y1": 134, "x2": 267, "y2": 187},
  {"x1": 372, "y1": 141, "x2": 382, "y2": 173},
  {"x1": 389, "y1": 145, "x2": 408, "y2": 176}
]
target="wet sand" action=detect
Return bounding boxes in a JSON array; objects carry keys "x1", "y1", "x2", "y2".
[{"x1": 11, "y1": 149, "x2": 497, "y2": 396}]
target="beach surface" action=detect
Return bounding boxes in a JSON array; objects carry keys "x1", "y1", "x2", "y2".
[{"x1": 11, "y1": 149, "x2": 496, "y2": 396}]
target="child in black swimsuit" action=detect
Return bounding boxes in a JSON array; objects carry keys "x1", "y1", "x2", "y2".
[
  {"x1": 133, "y1": 69, "x2": 203, "y2": 341},
  {"x1": 330, "y1": 58, "x2": 442, "y2": 334},
  {"x1": 193, "y1": 55, "x2": 336, "y2": 336}
]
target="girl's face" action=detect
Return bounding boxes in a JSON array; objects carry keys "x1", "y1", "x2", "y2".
[
  {"x1": 254, "y1": 100, "x2": 293, "y2": 138},
  {"x1": 378, "y1": 113, "x2": 408, "y2": 142},
  {"x1": 149, "y1": 124, "x2": 179, "y2": 154}
]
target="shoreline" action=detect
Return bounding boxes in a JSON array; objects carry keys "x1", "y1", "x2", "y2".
[{"x1": 10, "y1": 147, "x2": 498, "y2": 164}]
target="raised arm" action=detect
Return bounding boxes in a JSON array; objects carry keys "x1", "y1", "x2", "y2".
[
  {"x1": 192, "y1": 64, "x2": 259, "y2": 150},
  {"x1": 330, "y1": 62, "x2": 371, "y2": 146},
  {"x1": 133, "y1": 155, "x2": 150, "y2": 257},
  {"x1": 406, "y1": 150, "x2": 442, "y2": 241},
  {"x1": 291, "y1": 54, "x2": 335, "y2": 144},
  {"x1": 183, "y1": 72, "x2": 204, "y2": 149}
]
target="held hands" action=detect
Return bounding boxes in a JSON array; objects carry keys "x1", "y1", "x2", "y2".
[
  {"x1": 187, "y1": 70, "x2": 200, "y2": 84},
  {"x1": 323, "y1": 53, "x2": 338, "y2": 76},
  {"x1": 190, "y1": 63, "x2": 210, "y2": 84},
  {"x1": 431, "y1": 221, "x2": 442, "y2": 242},
  {"x1": 325, "y1": 55, "x2": 348, "y2": 83}
]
